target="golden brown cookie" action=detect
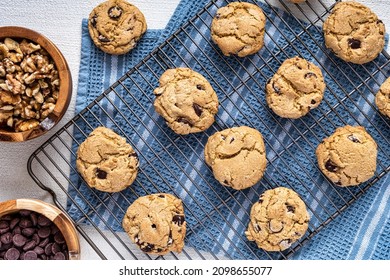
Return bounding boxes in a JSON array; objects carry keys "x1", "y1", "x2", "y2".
[
  {"x1": 266, "y1": 57, "x2": 326, "y2": 119},
  {"x1": 154, "y1": 68, "x2": 219, "y2": 135},
  {"x1": 76, "y1": 127, "x2": 139, "y2": 193},
  {"x1": 204, "y1": 126, "x2": 267, "y2": 190},
  {"x1": 88, "y1": 0, "x2": 147, "y2": 55},
  {"x1": 245, "y1": 187, "x2": 310, "y2": 252},
  {"x1": 316, "y1": 125, "x2": 377, "y2": 187},
  {"x1": 375, "y1": 77, "x2": 390, "y2": 118},
  {"x1": 323, "y1": 1, "x2": 385, "y2": 64},
  {"x1": 211, "y1": 2, "x2": 266, "y2": 57},
  {"x1": 122, "y1": 193, "x2": 186, "y2": 255}
]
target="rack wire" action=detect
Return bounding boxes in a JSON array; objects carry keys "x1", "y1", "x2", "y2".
[{"x1": 28, "y1": 0, "x2": 390, "y2": 260}]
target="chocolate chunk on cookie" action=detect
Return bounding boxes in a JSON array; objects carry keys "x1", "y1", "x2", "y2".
[
  {"x1": 153, "y1": 68, "x2": 219, "y2": 135},
  {"x1": 266, "y1": 57, "x2": 326, "y2": 119},
  {"x1": 375, "y1": 77, "x2": 390, "y2": 118},
  {"x1": 76, "y1": 127, "x2": 139, "y2": 193},
  {"x1": 211, "y1": 2, "x2": 266, "y2": 57},
  {"x1": 204, "y1": 126, "x2": 267, "y2": 190},
  {"x1": 323, "y1": 1, "x2": 385, "y2": 64},
  {"x1": 88, "y1": 0, "x2": 147, "y2": 55},
  {"x1": 316, "y1": 125, "x2": 377, "y2": 187},
  {"x1": 245, "y1": 187, "x2": 310, "y2": 252},
  {"x1": 122, "y1": 193, "x2": 186, "y2": 255}
]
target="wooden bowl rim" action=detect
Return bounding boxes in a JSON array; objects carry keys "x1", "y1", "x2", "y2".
[
  {"x1": 0, "y1": 26, "x2": 72, "y2": 142},
  {"x1": 0, "y1": 198, "x2": 80, "y2": 260}
]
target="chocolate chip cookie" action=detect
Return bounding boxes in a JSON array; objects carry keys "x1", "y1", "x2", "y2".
[
  {"x1": 76, "y1": 127, "x2": 139, "y2": 193},
  {"x1": 204, "y1": 126, "x2": 267, "y2": 190},
  {"x1": 375, "y1": 77, "x2": 390, "y2": 118},
  {"x1": 266, "y1": 57, "x2": 326, "y2": 119},
  {"x1": 153, "y1": 68, "x2": 219, "y2": 135},
  {"x1": 122, "y1": 193, "x2": 186, "y2": 255},
  {"x1": 211, "y1": 2, "x2": 266, "y2": 57},
  {"x1": 316, "y1": 125, "x2": 377, "y2": 187},
  {"x1": 323, "y1": 1, "x2": 385, "y2": 64},
  {"x1": 88, "y1": 0, "x2": 147, "y2": 55},
  {"x1": 245, "y1": 187, "x2": 310, "y2": 252}
]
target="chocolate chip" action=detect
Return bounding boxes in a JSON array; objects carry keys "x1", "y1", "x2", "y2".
[
  {"x1": 158, "y1": 195, "x2": 165, "y2": 198},
  {"x1": 348, "y1": 135, "x2": 361, "y2": 143},
  {"x1": 12, "y1": 233, "x2": 27, "y2": 247},
  {"x1": 50, "y1": 224, "x2": 60, "y2": 235},
  {"x1": 40, "y1": 254, "x2": 47, "y2": 260},
  {"x1": 108, "y1": 6, "x2": 123, "y2": 19},
  {"x1": 141, "y1": 243, "x2": 154, "y2": 252},
  {"x1": 196, "y1": 84, "x2": 205, "y2": 90},
  {"x1": 0, "y1": 227, "x2": 9, "y2": 234},
  {"x1": 37, "y1": 227, "x2": 51, "y2": 239},
  {"x1": 325, "y1": 159, "x2": 338, "y2": 172},
  {"x1": 96, "y1": 168, "x2": 107, "y2": 179},
  {"x1": 22, "y1": 227, "x2": 36, "y2": 237},
  {"x1": 51, "y1": 243, "x2": 61, "y2": 254},
  {"x1": 12, "y1": 226, "x2": 21, "y2": 235},
  {"x1": 90, "y1": 15, "x2": 98, "y2": 27},
  {"x1": 129, "y1": 152, "x2": 138, "y2": 161},
  {"x1": 215, "y1": 13, "x2": 221, "y2": 19},
  {"x1": 39, "y1": 237, "x2": 49, "y2": 248},
  {"x1": 172, "y1": 215, "x2": 185, "y2": 226},
  {"x1": 193, "y1": 103, "x2": 203, "y2": 117},
  {"x1": 230, "y1": 137, "x2": 235, "y2": 144},
  {"x1": 157, "y1": 248, "x2": 163, "y2": 253},
  {"x1": 177, "y1": 117, "x2": 193, "y2": 127},
  {"x1": 1, "y1": 232, "x2": 13, "y2": 244},
  {"x1": 348, "y1": 38, "x2": 361, "y2": 49},
  {"x1": 258, "y1": 198, "x2": 263, "y2": 203},
  {"x1": 5, "y1": 248, "x2": 20, "y2": 260},
  {"x1": 19, "y1": 210, "x2": 31, "y2": 217},
  {"x1": 151, "y1": 224, "x2": 156, "y2": 229},
  {"x1": 44, "y1": 243, "x2": 53, "y2": 256},
  {"x1": 0, "y1": 221, "x2": 9, "y2": 229},
  {"x1": 311, "y1": 99, "x2": 316, "y2": 105},
  {"x1": 272, "y1": 81, "x2": 281, "y2": 95},
  {"x1": 286, "y1": 204, "x2": 295, "y2": 213},
  {"x1": 0, "y1": 215, "x2": 11, "y2": 221},
  {"x1": 19, "y1": 218, "x2": 32, "y2": 228},
  {"x1": 254, "y1": 224, "x2": 261, "y2": 233},
  {"x1": 54, "y1": 232, "x2": 65, "y2": 244},
  {"x1": 53, "y1": 252, "x2": 65, "y2": 260},
  {"x1": 223, "y1": 179, "x2": 229, "y2": 185},
  {"x1": 304, "y1": 72, "x2": 317, "y2": 79},
  {"x1": 30, "y1": 212, "x2": 38, "y2": 226},
  {"x1": 34, "y1": 246, "x2": 44, "y2": 255},
  {"x1": 24, "y1": 251, "x2": 38, "y2": 260},
  {"x1": 335, "y1": 181, "x2": 342, "y2": 186},
  {"x1": 9, "y1": 218, "x2": 20, "y2": 229},
  {"x1": 32, "y1": 233, "x2": 40, "y2": 244},
  {"x1": 377, "y1": 20, "x2": 383, "y2": 24},
  {"x1": 23, "y1": 240, "x2": 36, "y2": 251},
  {"x1": 37, "y1": 215, "x2": 51, "y2": 227},
  {"x1": 98, "y1": 34, "x2": 110, "y2": 43}
]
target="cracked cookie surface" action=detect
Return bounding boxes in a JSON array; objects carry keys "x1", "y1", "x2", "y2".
[
  {"x1": 88, "y1": 0, "x2": 147, "y2": 55},
  {"x1": 211, "y1": 2, "x2": 266, "y2": 57},
  {"x1": 266, "y1": 57, "x2": 326, "y2": 119},
  {"x1": 316, "y1": 125, "x2": 377, "y2": 187},
  {"x1": 375, "y1": 77, "x2": 390, "y2": 118},
  {"x1": 122, "y1": 193, "x2": 186, "y2": 255},
  {"x1": 245, "y1": 187, "x2": 309, "y2": 252},
  {"x1": 76, "y1": 127, "x2": 139, "y2": 193},
  {"x1": 323, "y1": 1, "x2": 385, "y2": 64},
  {"x1": 154, "y1": 68, "x2": 219, "y2": 135},
  {"x1": 204, "y1": 126, "x2": 266, "y2": 190}
]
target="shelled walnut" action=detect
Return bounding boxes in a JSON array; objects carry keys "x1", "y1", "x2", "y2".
[{"x1": 0, "y1": 37, "x2": 59, "y2": 132}]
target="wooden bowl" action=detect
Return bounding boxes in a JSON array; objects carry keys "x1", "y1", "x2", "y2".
[
  {"x1": 0, "y1": 198, "x2": 80, "y2": 260},
  {"x1": 0, "y1": 26, "x2": 72, "y2": 142}
]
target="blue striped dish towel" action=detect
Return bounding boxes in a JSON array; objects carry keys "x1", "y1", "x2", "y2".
[{"x1": 67, "y1": 0, "x2": 389, "y2": 260}]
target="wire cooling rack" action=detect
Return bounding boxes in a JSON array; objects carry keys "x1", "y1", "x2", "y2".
[{"x1": 28, "y1": 0, "x2": 390, "y2": 260}]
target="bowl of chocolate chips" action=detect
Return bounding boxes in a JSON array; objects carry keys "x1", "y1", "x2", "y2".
[
  {"x1": 0, "y1": 198, "x2": 80, "y2": 260},
  {"x1": 0, "y1": 26, "x2": 72, "y2": 142}
]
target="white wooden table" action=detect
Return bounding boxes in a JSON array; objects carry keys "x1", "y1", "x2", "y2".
[{"x1": 0, "y1": 0, "x2": 389, "y2": 259}]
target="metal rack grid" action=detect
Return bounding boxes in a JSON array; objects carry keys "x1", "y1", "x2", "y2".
[{"x1": 27, "y1": 0, "x2": 390, "y2": 260}]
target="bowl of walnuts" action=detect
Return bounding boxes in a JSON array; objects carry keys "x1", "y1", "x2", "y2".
[{"x1": 0, "y1": 26, "x2": 72, "y2": 142}]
